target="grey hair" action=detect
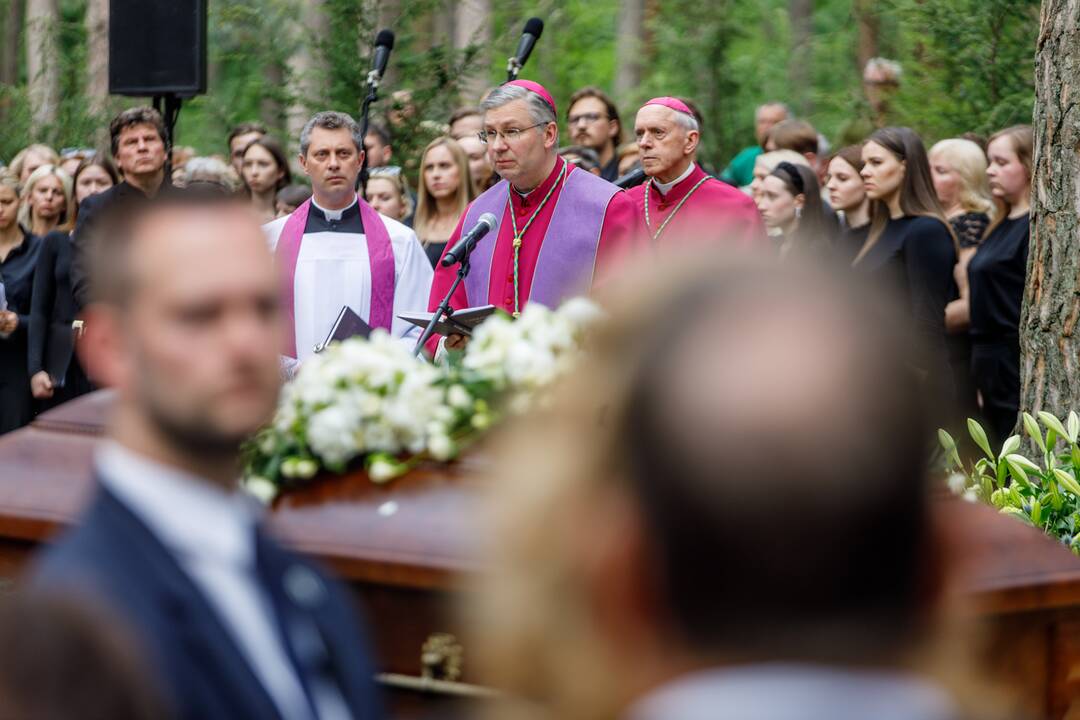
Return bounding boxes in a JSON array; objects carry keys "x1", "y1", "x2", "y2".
[
  {"x1": 672, "y1": 110, "x2": 700, "y2": 134},
  {"x1": 181, "y1": 157, "x2": 243, "y2": 193},
  {"x1": 756, "y1": 102, "x2": 790, "y2": 118},
  {"x1": 481, "y1": 84, "x2": 557, "y2": 127},
  {"x1": 299, "y1": 111, "x2": 364, "y2": 156}
]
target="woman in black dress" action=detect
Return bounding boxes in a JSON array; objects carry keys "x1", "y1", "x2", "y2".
[
  {"x1": 945, "y1": 126, "x2": 1032, "y2": 446},
  {"x1": 825, "y1": 144, "x2": 870, "y2": 263},
  {"x1": 855, "y1": 127, "x2": 958, "y2": 406},
  {"x1": 0, "y1": 171, "x2": 43, "y2": 434},
  {"x1": 27, "y1": 154, "x2": 117, "y2": 411}
]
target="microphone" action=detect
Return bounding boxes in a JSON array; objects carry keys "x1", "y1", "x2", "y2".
[
  {"x1": 615, "y1": 166, "x2": 647, "y2": 189},
  {"x1": 441, "y1": 213, "x2": 498, "y2": 267},
  {"x1": 367, "y1": 29, "x2": 395, "y2": 89},
  {"x1": 507, "y1": 18, "x2": 543, "y2": 80}
]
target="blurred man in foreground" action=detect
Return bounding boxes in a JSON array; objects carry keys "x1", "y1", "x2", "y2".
[
  {"x1": 34, "y1": 190, "x2": 383, "y2": 720},
  {"x1": 477, "y1": 254, "x2": 985, "y2": 719}
]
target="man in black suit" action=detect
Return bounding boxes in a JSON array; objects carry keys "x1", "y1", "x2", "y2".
[
  {"x1": 34, "y1": 190, "x2": 383, "y2": 720},
  {"x1": 70, "y1": 106, "x2": 169, "y2": 313}
]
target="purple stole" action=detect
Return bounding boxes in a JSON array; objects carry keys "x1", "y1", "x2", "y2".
[
  {"x1": 462, "y1": 167, "x2": 618, "y2": 309},
  {"x1": 275, "y1": 195, "x2": 396, "y2": 358}
]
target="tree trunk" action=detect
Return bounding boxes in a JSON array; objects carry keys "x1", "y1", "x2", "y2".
[
  {"x1": 853, "y1": 0, "x2": 879, "y2": 73},
  {"x1": 788, "y1": 0, "x2": 813, "y2": 116},
  {"x1": 453, "y1": 0, "x2": 490, "y2": 106},
  {"x1": 1, "y1": 0, "x2": 23, "y2": 87},
  {"x1": 1020, "y1": 0, "x2": 1080, "y2": 418},
  {"x1": 614, "y1": 0, "x2": 646, "y2": 105},
  {"x1": 84, "y1": 0, "x2": 109, "y2": 121},
  {"x1": 25, "y1": 0, "x2": 59, "y2": 128},
  {"x1": 286, "y1": 0, "x2": 327, "y2": 148},
  {"x1": 261, "y1": 60, "x2": 285, "y2": 134}
]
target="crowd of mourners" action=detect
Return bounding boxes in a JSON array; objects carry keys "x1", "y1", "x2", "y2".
[{"x1": 0, "y1": 87, "x2": 1030, "y2": 451}]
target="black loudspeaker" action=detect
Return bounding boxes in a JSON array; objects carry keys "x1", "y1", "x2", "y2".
[{"x1": 108, "y1": 0, "x2": 207, "y2": 97}]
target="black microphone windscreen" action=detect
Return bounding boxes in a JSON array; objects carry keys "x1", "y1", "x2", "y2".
[
  {"x1": 523, "y1": 17, "x2": 543, "y2": 38},
  {"x1": 376, "y1": 29, "x2": 395, "y2": 50}
]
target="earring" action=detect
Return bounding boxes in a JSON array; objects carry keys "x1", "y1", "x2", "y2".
[{"x1": 795, "y1": 206, "x2": 803, "y2": 220}]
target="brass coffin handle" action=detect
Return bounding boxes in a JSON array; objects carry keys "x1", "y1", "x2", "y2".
[{"x1": 421, "y1": 632, "x2": 464, "y2": 682}]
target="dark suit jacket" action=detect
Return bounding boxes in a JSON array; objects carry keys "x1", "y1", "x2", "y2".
[{"x1": 33, "y1": 486, "x2": 383, "y2": 720}]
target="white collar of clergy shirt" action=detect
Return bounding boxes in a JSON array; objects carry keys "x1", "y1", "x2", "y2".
[
  {"x1": 311, "y1": 193, "x2": 358, "y2": 222},
  {"x1": 653, "y1": 162, "x2": 696, "y2": 196},
  {"x1": 96, "y1": 440, "x2": 258, "y2": 566}
]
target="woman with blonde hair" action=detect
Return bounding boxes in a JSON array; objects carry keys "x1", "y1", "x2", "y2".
[
  {"x1": 413, "y1": 136, "x2": 474, "y2": 267},
  {"x1": 18, "y1": 165, "x2": 73, "y2": 237},
  {"x1": 9, "y1": 144, "x2": 60, "y2": 184},
  {"x1": 928, "y1": 138, "x2": 993, "y2": 254},
  {"x1": 748, "y1": 149, "x2": 808, "y2": 203},
  {"x1": 364, "y1": 166, "x2": 414, "y2": 224}
]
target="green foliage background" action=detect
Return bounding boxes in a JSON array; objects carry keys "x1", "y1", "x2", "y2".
[{"x1": 0, "y1": 0, "x2": 1040, "y2": 175}]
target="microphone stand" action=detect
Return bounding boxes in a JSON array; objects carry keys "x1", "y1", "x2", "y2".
[
  {"x1": 357, "y1": 73, "x2": 380, "y2": 195},
  {"x1": 506, "y1": 57, "x2": 523, "y2": 82},
  {"x1": 413, "y1": 255, "x2": 470, "y2": 358}
]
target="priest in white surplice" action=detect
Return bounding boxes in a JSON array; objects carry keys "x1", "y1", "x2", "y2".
[{"x1": 263, "y1": 111, "x2": 432, "y2": 367}]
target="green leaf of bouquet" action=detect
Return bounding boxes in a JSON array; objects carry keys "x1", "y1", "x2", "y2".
[
  {"x1": 938, "y1": 428, "x2": 956, "y2": 452},
  {"x1": 1053, "y1": 469, "x2": 1080, "y2": 497},
  {"x1": 998, "y1": 435, "x2": 1021, "y2": 460},
  {"x1": 1006, "y1": 453, "x2": 1042, "y2": 473},
  {"x1": 1001, "y1": 506, "x2": 1035, "y2": 526},
  {"x1": 1024, "y1": 412, "x2": 1047, "y2": 452},
  {"x1": 1039, "y1": 412, "x2": 1070, "y2": 444},
  {"x1": 968, "y1": 418, "x2": 995, "y2": 460},
  {"x1": 1031, "y1": 498, "x2": 1043, "y2": 526},
  {"x1": 1069, "y1": 411, "x2": 1080, "y2": 444},
  {"x1": 1005, "y1": 457, "x2": 1030, "y2": 487}
]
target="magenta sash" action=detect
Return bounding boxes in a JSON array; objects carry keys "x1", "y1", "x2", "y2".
[
  {"x1": 462, "y1": 166, "x2": 617, "y2": 309},
  {"x1": 275, "y1": 195, "x2": 396, "y2": 358}
]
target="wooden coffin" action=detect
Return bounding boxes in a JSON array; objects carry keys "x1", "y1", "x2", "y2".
[{"x1": 0, "y1": 391, "x2": 1079, "y2": 717}]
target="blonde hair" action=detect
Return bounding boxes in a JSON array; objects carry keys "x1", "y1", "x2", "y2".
[
  {"x1": 9, "y1": 143, "x2": 60, "y2": 182},
  {"x1": 366, "y1": 167, "x2": 414, "y2": 221},
  {"x1": 928, "y1": 139, "x2": 993, "y2": 216},
  {"x1": 18, "y1": 164, "x2": 74, "y2": 233},
  {"x1": 413, "y1": 136, "x2": 474, "y2": 245},
  {"x1": 755, "y1": 149, "x2": 809, "y2": 175}
]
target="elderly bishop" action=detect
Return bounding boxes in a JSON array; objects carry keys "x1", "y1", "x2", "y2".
[
  {"x1": 627, "y1": 97, "x2": 764, "y2": 248},
  {"x1": 264, "y1": 111, "x2": 432, "y2": 365},
  {"x1": 427, "y1": 81, "x2": 641, "y2": 353}
]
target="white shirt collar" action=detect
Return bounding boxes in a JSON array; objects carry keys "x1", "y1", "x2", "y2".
[
  {"x1": 653, "y1": 163, "x2": 696, "y2": 195},
  {"x1": 624, "y1": 664, "x2": 956, "y2": 720},
  {"x1": 96, "y1": 440, "x2": 259, "y2": 567},
  {"x1": 311, "y1": 194, "x2": 358, "y2": 222}
]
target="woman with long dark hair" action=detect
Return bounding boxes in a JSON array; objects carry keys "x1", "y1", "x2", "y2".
[
  {"x1": 241, "y1": 136, "x2": 292, "y2": 224},
  {"x1": 825, "y1": 145, "x2": 870, "y2": 263},
  {"x1": 756, "y1": 161, "x2": 830, "y2": 260},
  {"x1": 856, "y1": 127, "x2": 957, "y2": 402}
]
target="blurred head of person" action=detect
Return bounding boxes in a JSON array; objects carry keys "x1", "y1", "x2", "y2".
[
  {"x1": 475, "y1": 253, "x2": 956, "y2": 718},
  {"x1": 984, "y1": 125, "x2": 1033, "y2": 234},
  {"x1": 298, "y1": 111, "x2": 365, "y2": 210},
  {"x1": 110, "y1": 107, "x2": 168, "y2": 193},
  {"x1": 78, "y1": 190, "x2": 283, "y2": 485},
  {"x1": 858, "y1": 127, "x2": 950, "y2": 262},
  {"x1": 363, "y1": 121, "x2": 394, "y2": 168},
  {"x1": 826, "y1": 144, "x2": 869, "y2": 224},
  {"x1": 60, "y1": 147, "x2": 93, "y2": 178},
  {"x1": 0, "y1": 171, "x2": 20, "y2": 234},
  {"x1": 241, "y1": 136, "x2": 292, "y2": 196},
  {"x1": 275, "y1": 184, "x2": 312, "y2": 218},
  {"x1": 227, "y1": 121, "x2": 267, "y2": 175},
  {"x1": 566, "y1": 87, "x2": 622, "y2": 165},
  {"x1": 448, "y1": 107, "x2": 483, "y2": 140},
  {"x1": 10, "y1": 143, "x2": 60, "y2": 184},
  {"x1": 765, "y1": 119, "x2": 820, "y2": 170},
  {"x1": 558, "y1": 145, "x2": 601, "y2": 175},
  {"x1": 634, "y1": 101, "x2": 700, "y2": 184},
  {"x1": 0, "y1": 592, "x2": 163, "y2": 720},
  {"x1": 750, "y1": 149, "x2": 808, "y2": 202},
  {"x1": 364, "y1": 166, "x2": 413, "y2": 222},
  {"x1": 19, "y1": 164, "x2": 74, "y2": 235},
  {"x1": 414, "y1": 136, "x2": 473, "y2": 242},
  {"x1": 480, "y1": 83, "x2": 559, "y2": 192},
  {"x1": 178, "y1": 157, "x2": 244, "y2": 194},
  {"x1": 456, "y1": 133, "x2": 494, "y2": 193},
  {"x1": 928, "y1": 139, "x2": 993, "y2": 219},
  {"x1": 73, "y1": 153, "x2": 120, "y2": 206},
  {"x1": 616, "y1": 142, "x2": 641, "y2": 176},
  {"x1": 754, "y1": 101, "x2": 789, "y2": 146}
]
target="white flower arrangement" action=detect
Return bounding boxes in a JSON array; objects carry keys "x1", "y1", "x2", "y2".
[{"x1": 244, "y1": 297, "x2": 602, "y2": 494}]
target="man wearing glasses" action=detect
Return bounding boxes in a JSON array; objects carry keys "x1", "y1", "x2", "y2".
[
  {"x1": 426, "y1": 80, "x2": 641, "y2": 355},
  {"x1": 566, "y1": 86, "x2": 623, "y2": 182}
]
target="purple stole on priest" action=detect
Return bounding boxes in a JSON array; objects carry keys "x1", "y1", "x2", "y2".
[
  {"x1": 461, "y1": 168, "x2": 618, "y2": 309},
  {"x1": 275, "y1": 194, "x2": 396, "y2": 358}
]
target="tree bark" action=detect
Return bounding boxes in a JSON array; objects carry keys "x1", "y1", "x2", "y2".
[
  {"x1": 25, "y1": 0, "x2": 59, "y2": 128},
  {"x1": 788, "y1": 0, "x2": 813, "y2": 116},
  {"x1": 1020, "y1": 0, "x2": 1080, "y2": 418},
  {"x1": 286, "y1": 0, "x2": 327, "y2": 147},
  {"x1": 452, "y1": 0, "x2": 490, "y2": 106},
  {"x1": 84, "y1": 0, "x2": 109, "y2": 120},
  {"x1": 853, "y1": 0, "x2": 879, "y2": 73},
  {"x1": 1, "y1": 0, "x2": 23, "y2": 88},
  {"x1": 614, "y1": 0, "x2": 646, "y2": 105}
]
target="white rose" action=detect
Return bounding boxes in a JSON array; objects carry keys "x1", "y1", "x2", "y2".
[
  {"x1": 946, "y1": 472, "x2": 967, "y2": 495},
  {"x1": 428, "y1": 433, "x2": 455, "y2": 461},
  {"x1": 447, "y1": 384, "x2": 472, "y2": 409},
  {"x1": 369, "y1": 457, "x2": 405, "y2": 483}
]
